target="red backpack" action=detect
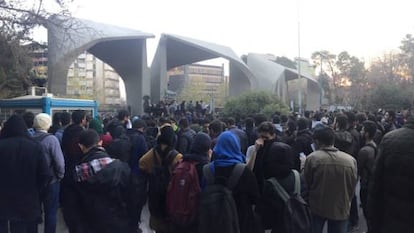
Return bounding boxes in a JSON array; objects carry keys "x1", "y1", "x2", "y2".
[{"x1": 166, "y1": 160, "x2": 201, "y2": 226}]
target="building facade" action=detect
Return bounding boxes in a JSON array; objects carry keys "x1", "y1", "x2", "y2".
[
  {"x1": 28, "y1": 43, "x2": 125, "y2": 110},
  {"x1": 167, "y1": 63, "x2": 227, "y2": 107}
]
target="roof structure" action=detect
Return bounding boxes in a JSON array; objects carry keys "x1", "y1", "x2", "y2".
[
  {"x1": 150, "y1": 33, "x2": 257, "y2": 102},
  {"x1": 47, "y1": 16, "x2": 154, "y2": 114}
]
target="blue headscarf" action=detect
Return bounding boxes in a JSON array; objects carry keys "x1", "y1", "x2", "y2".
[{"x1": 212, "y1": 131, "x2": 246, "y2": 167}]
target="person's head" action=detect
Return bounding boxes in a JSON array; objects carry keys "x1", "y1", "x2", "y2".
[
  {"x1": 213, "y1": 131, "x2": 244, "y2": 163},
  {"x1": 178, "y1": 118, "x2": 190, "y2": 129},
  {"x1": 297, "y1": 118, "x2": 309, "y2": 131},
  {"x1": 190, "y1": 132, "x2": 212, "y2": 154},
  {"x1": 257, "y1": 121, "x2": 276, "y2": 141},
  {"x1": 132, "y1": 119, "x2": 147, "y2": 132},
  {"x1": 33, "y1": 113, "x2": 52, "y2": 132},
  {"x1": 272, "y1": 115, "x2": 281, "y2": 124},
  {"x1": 60, "y1": 112, "x2": 71, "y2": 126},
  {"x1": 362, "y1": 120, "x2": 377, "y2": 141},
  {"x1": 263, "y1": 142, "x2": 295, "y2": 179},
  {"x1": 88, "y1": 118, "x2": 103, "y2": 135},
  {"x1": 72, "y1": 110, "x2": 86, "y2": 126},
  {"x1": 51, "y1": 112, "x2": 62, "y2": 126},
  {"x1": 245, "y1": 117, "x2": 254, "y2": 129},
  {"x1": 334, "y1": 113, "x2": 348, "y2": 130},
  {"x1": 78, "y1": 129, "x2": 101, "y2": 153},
  {"x1": 385, "y1": 111, "x2": 396, "y2": 122},
  {"x1": 22, "y1": 112, "x2": 35, "y2": 129},
  {"x1": 344, "y1": 111, "x2": 356, "y2": 127},
  {"x1": 117, "y1": 109, "x2": 130, "y2": 123},
  {"x1": 0, "y1": 114, "x2": 28, "y2": 138},
  {"x1": 313, "y1": 127, "x2": 335, "y2": 149},
  {"x1": 208, "y1": 120, "x2": 223, "y2": 138},
  {"x1": 254, "y1": 114, "x2": 268, "y2": 126},
  {"x1": 157, "y1": 125, "x2": 176, "y2": 148},
  {"x1": 226, "y1": 117, "x2": 236, "y2": 127}
]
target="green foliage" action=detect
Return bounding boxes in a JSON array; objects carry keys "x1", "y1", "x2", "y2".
[
  {"x1": 364, "y1": 83, "x2": 412, "y2": 111},
  {"x1": 222, "y1": 91, "x2": 289, "y2": 120},
  {"x1": 274, "y1": 56, "x2": 297, "y2": 69}
]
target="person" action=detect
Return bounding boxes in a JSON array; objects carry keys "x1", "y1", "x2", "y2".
[
  {"x1": 382, "y1": 110, "x2": 397, "y2": 134},
  {"x1": 333, "y1": 113, "x2": 354, "y2": 155},
  {"x1": 22, "y1": 111, "x2": 36, "y2": 136},
  {"x1": 367, "y1": 115, "x2": 414, "y2": 233},
  {"x1": 60, "y1": 110, "x2": 87, "y2": 233},
  {"x1": 304, "y1": 127, "x2": 357, "y2": 233},
  {"x1": 357, "y1": 120, "x2": 377, "y2": 223},
  {"x1": 169, "y1": 132, "x2": 212, "y2": 233},
  {"x1": 226, "y1": 117, "x2": 248, "y2": 155},
  {"x1": 176, "y1": 118, "x2": 196, "y2": 154},
  {"x1": 54, "y1": 112, "x2": 71, "y2": 145},
  {"x1": 126, "y1": 119, "x2": 149, "y2": 232},
  {"x1": 250, "y1": 121, "x2": 279, "y2": 193},
  {"x1": 0, "y1": 115, "x2": 51, "y2": 233},
  {"x1": 31, "y1": 113, "x2": 65, "y2": 233},
  {"x1": 256, "y1": 142, "x2": 298, "y2": 232},
  {"x1": 139, "y1": 125, "x2": 183, "y2": 233},
  {"x1": 74, "y1": 129, "x2": 136, "y2": 233},
  {"x1": 208, "y1": 119, "x2": 223, "y2": 149},
  {"x1": 208, "y1": 131, "x2": 261, "y2": 233},
  {"x1": 105, "y1": 121, "x2": 132, "y2": 163},
  {"x1": 291, "y1": 117, "x2": 314, "y2": 171},
  {"x1": 48, "y1": 112, "x2": 62, "y2": 135}
]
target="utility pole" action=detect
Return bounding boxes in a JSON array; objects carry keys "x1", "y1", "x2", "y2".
[{"x1": 297, "y1": 0, "x2": 302, "y2": 114}]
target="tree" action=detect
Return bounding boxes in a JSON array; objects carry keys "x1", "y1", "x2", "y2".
[
  {"x1": 0, "y1": 0, "x2": 72, "y2": 40},
  {"x1": 274, "y1": 56, "x2": 297, "y2": 69},
  {"x1": 177, "y1": 76, "x2": 209, "y2": 103},
  {"x1": 222, "y1": 91, "x2": 289, "y2": 120}
]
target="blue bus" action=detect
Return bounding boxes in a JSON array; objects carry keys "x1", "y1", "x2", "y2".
[{"x1": 0, "y1": 95, "x2": 99, "y2": 121}]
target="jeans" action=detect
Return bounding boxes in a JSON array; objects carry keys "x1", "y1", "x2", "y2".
[
  {"x1": 43, "y1": 182, "x2": 60, "y2": 233},
  {"x1": 312, "y1": 214, "x2": 348, "y2": 233},
  {"x1": 0, "y1": 220, "x2": 32, "y2": 233}
]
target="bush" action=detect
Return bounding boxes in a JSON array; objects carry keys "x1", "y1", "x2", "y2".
[{"x1": 222, "y1": 91, "x2": 290, "y2": 120}]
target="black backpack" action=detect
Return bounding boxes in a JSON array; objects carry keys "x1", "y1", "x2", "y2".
[
  {"x1": 147, "y1": 148, "x2": 179, "y2": 218},
  {"x1": 198, "y1": 163, "x2": 245, "y2": 233},
  {"x1": 267, "y1": 170, "x2": 312, "y2": 233}
]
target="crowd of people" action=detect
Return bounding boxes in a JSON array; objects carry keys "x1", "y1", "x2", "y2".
[{"x1": 0, "y1": 107, "x2": 413, "y2": 233}]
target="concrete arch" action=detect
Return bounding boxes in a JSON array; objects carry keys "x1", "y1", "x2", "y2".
[
  {"x1": 246, "y1": 53, "x2": 322, "y2": 110},
  {"x1": 150, "y1": 34, "x2": 257, "y2": 102},
  {"x1": 47, "y1": 16, "x2": 154, "y2": 114}
]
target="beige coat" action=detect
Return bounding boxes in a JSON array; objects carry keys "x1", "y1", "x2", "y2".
[{"x1": 304, "y1": 146, "x2": 357, "y2": 220}]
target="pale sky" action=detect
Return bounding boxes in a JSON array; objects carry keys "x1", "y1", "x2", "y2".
[{"x1": 39, "y1": 0, "x2": 411, "y2": 64}]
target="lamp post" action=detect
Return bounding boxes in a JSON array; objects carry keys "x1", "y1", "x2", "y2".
[{"x1": 297, "y1": 0, "x2": 302, "y2": 114}]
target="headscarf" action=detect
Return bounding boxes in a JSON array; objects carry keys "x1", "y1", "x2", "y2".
[
  {"x1": 0, "y1": 114, "x2": 29, "y2": 139},
  {"x1": 212, "y1": 131, "x2": 245, "y2": 167},
  {"x1": 263, "y1": 142, "x2": 295, "y2": 179}
]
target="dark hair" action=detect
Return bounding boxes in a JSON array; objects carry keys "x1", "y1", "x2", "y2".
[
  {"x1": 245, "y1": 117, "x2": 254, "y2": 129},
  {"x1": 356, "y1": 113, "x2": 367, "y2": 123},
  {"x1": 362, "y1": 120, "x2": 377, "y2": 139},
  {"x1": 22, "y1": 111, "x2": 35, "y2": 128},
  {"x1": 209, "y1": 120, "x2": 223, "y2": 134},
  {"x1": 60, "y1": 112, "x2": 71, "y2": 126},
  {"x1": 72, "y1": 110, "x2": 86, "y2": 124},
  {"x1": 257, "y1": 121, "x2": 276, "y2": 135},
  {"x1": 1, "y1": 115, "x2": 29, "y2": 138},
  {"x1": 386, "y1": 111, "x2": 396, "y2": 120},
  {"x1": 313, "y1": 127, "x2": 335, "y2": 146},
  {"x1": 297, "y1": 118, "x2": 309, "y2": 131},
  {"x1": 132, "y1": 119, "x2": 147, "y2": 129},
  {"x1": 179, "y1": 118, "x2": 190, "y2": 128},
  {"x1": 226, "y1": 117, "x2": 236, "y2": 126},
  {"x1": 79, "y1": 129, "x2": 100, "y2": 148},
  {"x1": 117, "y1": 109, "x2": 130, "y2": 121},
  {"x1": 272, "y1": 115, "x2": 281, "y2": 124},
  {"x1": 335, "y1": 113, "x2": 348, "y2": 130},
  {"x1": 52, "y1": 112, "x2": 62, "y2": 125},
  {"x1": 254, "y1": 114, "x2": 268, "y2": 126},
  {"x1": 344, "y1": 112, "x2": 356, "y2": 124}
]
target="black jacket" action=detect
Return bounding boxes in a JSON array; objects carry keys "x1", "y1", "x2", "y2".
[
  {"x1": 367, "y1": 119, "x2": 414, "y2": 233},
  {"x1": 214, "y1": 164, "x2": 262, "y2": 233},
  {"x1": 105, "y1": 134, "x2": 132, "y2": 163},
  {"x1": 75, "y1": 147, "x2": 135, "y2": 233},
  {"x1": 0, "y1": 136, "x2": 51, "y2": 221}
]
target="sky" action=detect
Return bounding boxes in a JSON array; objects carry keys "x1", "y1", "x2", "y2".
[{"x1": 33, "y1": 0, "x2": 414, "y2": 64}]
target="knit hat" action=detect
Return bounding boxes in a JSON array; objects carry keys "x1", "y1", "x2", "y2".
[
  {"x1": 157, "y1": 125, "x2": 176, "y2": 147},
  {"x1": 33, "y1": 113, "x2": 52, "y2": 131},
  {"x1": 190, "y1": 132, "x2": 211, "y2": 154}
]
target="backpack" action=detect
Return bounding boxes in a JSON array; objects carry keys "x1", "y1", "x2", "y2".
[
  {"x1": 147, "y1": 149, "x2": 179, "y2": 218},
  {"x1": 267, "y1": 170, "x2": 312, "y2": 233},
  {"x1": 198, "y1": 163, "x2": 245, "y2": 233},
  {"x1": 166, "y1": 161, "x2": 201, "y2": 226}
]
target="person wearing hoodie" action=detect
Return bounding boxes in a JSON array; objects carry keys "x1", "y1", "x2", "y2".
[
  {"x1": 210, "y1": 131, "x2": 261, "y2": 233},
  {"x1": 0, "y1": 115, "x2": 51, "y2": 233},
  {"x1": 257, "y1": 141, "x2": 299, "y2": 232},
  {"x1": 74, "y1": 129, "x2": 136, "y2": 233}
]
